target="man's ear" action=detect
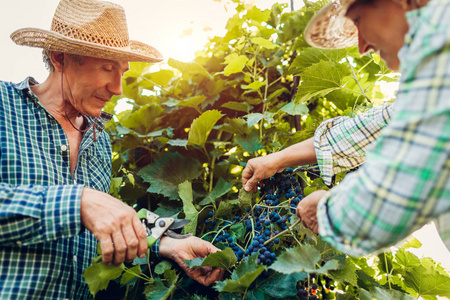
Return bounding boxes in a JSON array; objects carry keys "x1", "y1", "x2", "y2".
[{"x1": 49, "y1": 51, "x2": 65, "y2": 72}]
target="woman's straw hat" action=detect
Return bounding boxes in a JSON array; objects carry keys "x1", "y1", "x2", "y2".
[
  {"x1": 304, "y1": 0, "x2": 359, "y2": 49},
  {"x1": 10, "y1": 0, "x2": 163, "y2": 63}
]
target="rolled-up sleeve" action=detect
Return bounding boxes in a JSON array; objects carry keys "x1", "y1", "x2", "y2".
[{"x1": 314, "y1": 103, "x2": 393, "y2": 185}]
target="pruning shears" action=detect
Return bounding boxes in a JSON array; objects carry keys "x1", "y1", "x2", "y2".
[{"x1": 137, "y1": 208, "x2": 191, "y2": 247}]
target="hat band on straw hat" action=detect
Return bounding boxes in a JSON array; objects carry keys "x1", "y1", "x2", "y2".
[{"x1": 10, "y1": 0, "x2": 163, "y2": 63}]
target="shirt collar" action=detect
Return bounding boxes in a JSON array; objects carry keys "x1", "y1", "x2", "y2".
[{"x1": 13, "y1": 77, "x2": 113, "y2": 127}]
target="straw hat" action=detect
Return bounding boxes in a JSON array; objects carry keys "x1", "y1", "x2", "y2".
[
  {"x1": 304, "y1": 0, "x2": 359, "y2": 49},
  {"x1": 10, "y1": 0, "x2": 163, "y2": 63}
]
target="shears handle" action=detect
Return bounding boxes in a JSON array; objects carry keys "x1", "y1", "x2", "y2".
[{"x1": 147, "y1": 235, "x2": 157, "y2": 247}]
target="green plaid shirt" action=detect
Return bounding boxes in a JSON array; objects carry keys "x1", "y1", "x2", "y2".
[
  {"x1": 315, "y1": 0, "x2": 450, "y2": 256},
  {"x1": 0, "y1": 77, "x2": 112, "y2": 299}
]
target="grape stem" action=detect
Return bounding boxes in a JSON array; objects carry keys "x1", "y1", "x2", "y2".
[{"x1": 263, "y1": 218, "x2": 302, "y2": 246}]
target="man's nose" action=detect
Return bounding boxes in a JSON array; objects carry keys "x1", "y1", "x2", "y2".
[{"x1": 107, "y1": 72, "x2": 123, "y2": 96}]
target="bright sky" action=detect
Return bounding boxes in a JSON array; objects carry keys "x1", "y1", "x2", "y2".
[{"x1": 0, "y1": 0, "x2": 449, "y2": 270}]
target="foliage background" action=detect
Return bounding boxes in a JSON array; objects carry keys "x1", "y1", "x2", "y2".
[{"x1": 85, "y1": 0, "x2": 450, "y2": 299}]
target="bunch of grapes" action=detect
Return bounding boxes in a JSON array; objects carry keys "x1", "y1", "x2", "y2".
[{"x1": 205, "y1": 168, "x2": 303, "y2": 266}]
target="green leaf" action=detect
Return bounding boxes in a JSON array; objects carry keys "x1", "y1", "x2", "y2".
[
  {"x1": 154, "y1": 260, "x2": 173, "y2": 275},
  {"x1": 168, "y1": 58, "x2": 212, "y2": 80},
  {"x1": 229, "y1": 223, "x2": 245, "y2": 241},
  {"x1": 402, "y1": 264, "x2": 450, "y2": 298},
  {"x1": 294, "y1": 61, "x2": 351, "y2": 104},
  {"x1": 199, "y1": 178, "x2": 234, "y2": 206},
  {"x1": 242, "y1": 80, "x2": 266, "y2": 90},
  {"x1": 118, "y1": 103, "x2": 163, "y2": 135},
  {"x1": 144, "y1": 269, "x2": 178, "y2": 300},
  {"x1": 177, "y1": 95, "x2": 207, "y2": 108},
  {"x1": 223, "y1": 53, "x2": 249, "y2": 76},
  {"x1": 359, "y1": 287, "x2": 415, "y2": 300},
  {"x1": 238, "y1": 188, "x2": 253, "y2": 210},
  {"x1": 214, "y1": 254, "x2": 265, "y2": 294},
  {"x1": 185, "y1": 248, "x2": 237, "y2": 270},
  {"x1": 251, "y1": 37, "x2": 277, "y2": 49},
  {"x1": 215, "y1": 200, "x2": 235, "y2": 218},
  {"x1": 245, "y1": 113, "x2": 263, "y2": 127},
  {"x1": 329, "y1": 259, "x2": 358, "y2": 286},
  {"x1": 178, "y1": 180, "x2": 199, "y2": 235},
  {"x1": 221, "y1": 101, "x2": 253, "y2": 112},
  {"x1": 143, "y1": 69, "x2": 175, "y2": 87},
  {"x1": 187, "y1": 110, "x2": 223, "y2": 147},
  {"x1": 235, "y1": 129, "x2": 264, "y2": 153},
  {"x1": 279, "y1": 102, "x2": 309, "y2": 116},
  {"x1": 138, "y1": 152, "x2": 201, "y2": 200},
  {"x1": 120, "y1": 265, "x2": 142, "y2": 285},
  {"x1": 290, "y1": 48, "x2": 349, "y2": 73},
  {"x1": 83, "y1": 262, "x2": 124, "y2": 297},
  {"x1": 270, "y1": 244, "x2": 340, "y2": 274},
  {"x1": 252, "y1": 271, "x2": 308, "y2": 298}
]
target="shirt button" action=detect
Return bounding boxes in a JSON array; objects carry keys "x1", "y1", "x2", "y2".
[
  {"x1": 61, "y1": 145, "x2": 68, "y2": 152},
  {"x1": 73, "y1": 255, "x2": 77, "y2": 262}
]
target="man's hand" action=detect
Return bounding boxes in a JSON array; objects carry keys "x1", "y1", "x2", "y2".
[
  {"x1": 242, "y1": 153, "x2": 285, "y2": 192},
  {"x1": 296, "y1": 190, "x2": 328, "y2": 234},
  {"x1": 159, "y1": 236, "x2": 225, "y2": 286},
  {"x1": 80, "y1": 187, "x2": 148, "y2": 266}
]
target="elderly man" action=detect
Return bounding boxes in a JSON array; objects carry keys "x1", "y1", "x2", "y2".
[
  {"x1": 243, "y1": 0, "x2": 450, "y2": 256},
  {"x1": 1, "y1": 0, "x2": 222, "y2": 298}
]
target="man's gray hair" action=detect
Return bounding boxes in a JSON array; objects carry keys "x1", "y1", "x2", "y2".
[{"x1": 42, "y1": 49, "x2": 86, "y2": 72}]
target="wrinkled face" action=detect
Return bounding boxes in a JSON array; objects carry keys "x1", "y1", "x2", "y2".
[
  {"x1": 345, "y1": 0, "x2": 410, "y2": 70},
  {"x1": 63, "y1": 56, "x2": 129, "y2": 117}
]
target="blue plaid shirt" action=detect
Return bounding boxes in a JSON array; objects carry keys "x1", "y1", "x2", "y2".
[
  {"x1": 316, "y1": 0, "x2": 450, "y2": 256},
  {"x1": 0, "y1": 77, "x2": 112, "y2": 299}
]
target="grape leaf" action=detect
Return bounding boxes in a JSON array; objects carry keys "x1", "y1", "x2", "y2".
[
  {"x1": 360, "y1": 287, "x2": 415, "y2": 300},
  {"x1": 120, "y1": 265, "x2": 142, "y2": 285},
  {"x1": 214, "y1": 255, "x2": 265, "y2": 294},
  {"x1": 168, "y1": 58, "x2": 212, "y2": 80},
  {"x1": 252, "y1": 271, "x2": 308, "y2": 298},
  {"x1": 238, "y1": 188, "x2": 253, "y2": 210},
  {"x1": 83, "y1": 262, "x2": 124, "y2": 297},
  {"x1": 187, "y1": 110, "x2": 223, "y2": 147},
  {"x1": 402, "y1": 264, "x2": 450, "y2": 298},
  {"x1": 138, "y1": 152, "x2": 201, "y2": 200},
  {"x1": 199, "y1": 177, "x2": 233, "y2": 206},
  {"x1": 223, "y1": 53, "x2": 249, "y2": 76},
  {"x1": 251, "y1": 37, "x2": 278, "y2": 49},
  {"x1": 178, "y1": 180, "x2": 199, "y2": 235},
  {"x1": 143, "y1": 69, "x2": 175, "y2": 87},
  {"x1": 144, "y1": 270, "x2": 178, "y2": 300},
  {"x1": 294, "y1": 60, "x2": 351, "y2": 104},
  {"x1": 185, "y1": 248, "x2": 237, "y2": 270},
  {"x1": 177, "y1": 95, "x2": 207, "y2": 108},
  {"x1": 269, "y1": 244, "x2": 339, "y2": 274},
  {"x1": 215, "y1": 200, "x2": 235, "y2": 218},
  {"x1": 280, "y1": 102, "x2": 309, "y2": 116},
  {"x1": 329, "y1": 259, "x2": 358, "y2": 286},
  {"x1": 289, "y1": 48, "x2": 349, "y2": 74},
  {"x1": 221, "y1": 101, "x2": 253, "y2": 112},
  {"x1": 235, "y1": 129, "x2": 264, "y2": 153},
  {"x1": 118, "y1": 103, "x2": 163, "y2": 135},
  {"x1": 154, "y1": 261, "x2": 173, "y2": 275}
]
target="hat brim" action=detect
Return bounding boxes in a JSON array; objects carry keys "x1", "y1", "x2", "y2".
[
  {"x1": 304, "y1": 0, "x2": 359, "y2": 49},
  {"x1": 10, "y1": 27, "x2": 164, "y2": 63}
]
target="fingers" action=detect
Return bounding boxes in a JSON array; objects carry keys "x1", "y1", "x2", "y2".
[
  {"x1": 80, "y1": 188, "x2": 148, "y2": 266},
  {"x1": 133, "y1": 215, "x2": 148, "y2": 259},
  {"x1": 99, "y1": 234, "x2": 114, "y2": 265},
  {"x1": 111, "y1": 229, "x2": 127, "y2": 266}
]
